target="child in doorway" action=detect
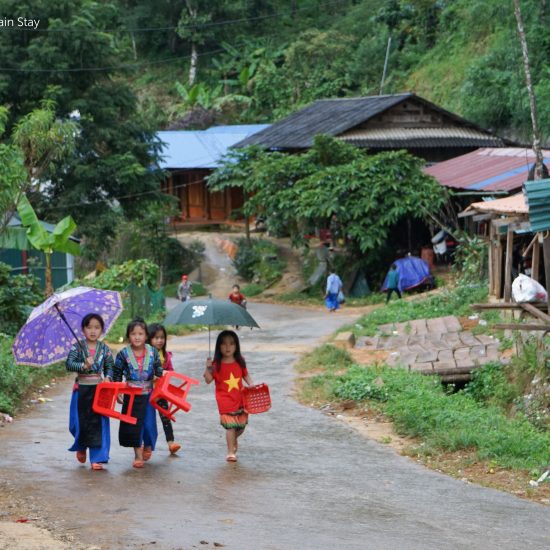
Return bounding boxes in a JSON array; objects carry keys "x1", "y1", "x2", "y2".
[
  {"x1": 147, "y1": 323, "x2": 181, "y2": 455},
  {"x1": 111, "y1": 318, "x2": 164, "y2": 468},
  {"x1": 66, "y1": 313, "x2": 115, "y2": 471},
  {"x1": 203, "y1": 330, "x2": 253, "y2": 462}
]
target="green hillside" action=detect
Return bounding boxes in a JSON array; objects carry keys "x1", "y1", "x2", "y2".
[{"x1": 119, "y1": 0, "x2": 549, "y2": 142}]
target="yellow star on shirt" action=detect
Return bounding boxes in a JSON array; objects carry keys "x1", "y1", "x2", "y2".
[{"x1": 224, "y1": 372, "x2": 240, "y2": 392}]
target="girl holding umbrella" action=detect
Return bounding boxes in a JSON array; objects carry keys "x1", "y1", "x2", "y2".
[{"x1": 66, "y1": 313, "x2": 115, "y2": 471}]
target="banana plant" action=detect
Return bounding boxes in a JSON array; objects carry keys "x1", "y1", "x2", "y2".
[{"x1": 16, "y1": 194, "x2": 80, "y2": 295}]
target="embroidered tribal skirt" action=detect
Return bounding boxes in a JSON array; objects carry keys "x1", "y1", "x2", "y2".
[
  {"x1": 68, "y1": 385, "x2": 110, "y2": 463},
  {"x1": 118, "y1": 394, "x2": 158, "y2": 449},
  {"x1": 220, "y1": 409, "x2": 249, "y2": 430}
]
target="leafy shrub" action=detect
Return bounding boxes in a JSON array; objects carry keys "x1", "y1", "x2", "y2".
[
  {"x1": 0, "y1": 334, "x2": 66, "y2": 415},
  {"x1": 161, "y1": 238, "x2": 204, "y2": 284},
  {"x1": 89, "y1": 259, "x2": 159, "y2": 290},
  {"x1": 463, "y1": 361, "x2": 516, "y2": 408},
  {"x1": 233, "y1": 238, "x2": 286, "y2": 285},
  {"x1": 0, "y1": 262, "x2": 42, "y2": 336},
  {"x1": 241, "y1": 283, "x2": 263, "y2": 297}
]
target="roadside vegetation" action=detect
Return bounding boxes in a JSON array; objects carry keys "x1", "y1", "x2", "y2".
[{"x1": 295, "y1": 284, "x2": 550, "y2": 491}]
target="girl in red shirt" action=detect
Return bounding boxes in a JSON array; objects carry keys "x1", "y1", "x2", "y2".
[{"x1": 204, "y1": 330, "x2": 253, "y2": 462}]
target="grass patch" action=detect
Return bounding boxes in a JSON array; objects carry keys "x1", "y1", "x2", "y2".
[
  {"x1": 329, "y1": 365, "x2": 549, "y2": 471},
  {"x1": 241, "y1": 283, "x2": 264, "y2": 297},
  {"x1": 295, "y1": 344, "x2": 353, "y2": 373},
  {"x1": 0, "y1": 335, "x2": 67, "y2": 415},
  {"x1": 348, "y1": 284, "x2": 488, "y2": 336}
]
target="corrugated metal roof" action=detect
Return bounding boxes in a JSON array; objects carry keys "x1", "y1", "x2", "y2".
[
  {"x1": 464, "y1": 193, "x2": 528, "y2": 215},
  {"x1": 524, "y1": 179, "x2": 550, "y2": 231},
  {"x1": 235, "y1": 93, "x2": 508, "y2": 150},
  {"x1": 157, "y1": 125, "x2": 270, "y2": 169},
  {"x1": 425, "y1": 147, "x2": 550, "y2": 192},
  {"x1": 339, "y1": 127, "x2": 503, "y2": 148}
]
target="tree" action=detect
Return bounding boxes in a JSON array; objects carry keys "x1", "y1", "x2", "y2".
[
  {"x1": 0, "y1": 102, "x2": 78, "y2": 237},
  {"x1": 0, "y1": 1, "x2": 165, "y2": 258},
  {"x1": 513, "y1": 0, "x2": 544, "y2": 179},
  {"x1": 209, "y1": 136, "x2": 444, "y2": 253},
  {"x1": 14, "y1": 194, "x2": 80, "y2": 296}
]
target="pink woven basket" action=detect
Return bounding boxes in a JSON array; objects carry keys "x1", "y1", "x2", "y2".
[{"x1": 242, "y1": 383, "x2": 271, "y2": 414}]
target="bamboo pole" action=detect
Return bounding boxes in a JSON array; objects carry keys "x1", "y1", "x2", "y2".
[
  {"x1": 532, "y1": 233, "x2": 540, "y2": 281},
  {"x1": 504, "y1": 226, "x2": 514, "y2": 302}
]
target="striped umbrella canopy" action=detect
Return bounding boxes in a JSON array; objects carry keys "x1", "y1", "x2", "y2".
[{"x1": 12, "y1": 287, "x2": 123, "y2": 367}]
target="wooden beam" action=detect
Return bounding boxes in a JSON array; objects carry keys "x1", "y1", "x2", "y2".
[
  {"x1": 471, "y1": 302, "x2": 548, "y2": 310},
  {"x1": 472, "y1": 213, "x2": 493, "y2": 222},
  {"x1": 520, "y1": 302, "x2": 550, "y2": 324},
  {"x1": 532, "y1": 235, "x2": 540, "y2": 281},
  {"x1": 508, "y1": 221, "x2": 531, "y2": 232},
  {"x1": 493, "y1": 217, "x2": 520, "y2": 228},
  {"x1": 522, "y1": 233, "x2": 538, "y2": 256},
  {"x1": 488, "y1": 223, "x2": 494, "y2": 295},
  {"x1": 503, "y1": 225, "x2": 514, "y2": 302},
  {"x1": 495, "y1": 233, "x2": 503, "y2": 298},
  {"x1": 492, "y1": 323, "x2": 550, "y2": 331}
]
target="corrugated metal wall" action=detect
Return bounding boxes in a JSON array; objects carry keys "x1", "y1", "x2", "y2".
[{"x1": 524, "y1": 179, "x2": 550, "y2": 231}]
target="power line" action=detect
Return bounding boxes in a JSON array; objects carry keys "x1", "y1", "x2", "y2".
[
  {"x1": 46, "y1": 178, "x2": 208, "y2": 210},
  {"x1": 0, "y1": 45, "x2": 228, "y2": 73},
  {"x1": 1, "y1": 0, "x2": 344, "y2": 34}
]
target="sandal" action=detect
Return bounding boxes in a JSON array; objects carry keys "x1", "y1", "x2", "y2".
[
  {"x1": 143, "y1": 447, "x2": 153, "y2": 461},
  {"x1": 91, "y1": 463, "x2": 104, "y2": 471},
  {"x1": 168, "y1": 443, "x2": 181, "y2": 455},
  {"x1": 132, "y1": 459, "x2": 144, "y2": 469},
  {"x1": 226, "y1": 454, "x2": 237, "y2": 462},
  {"x1": 76, "y1": 451, "x2": 86, "y2": 464}
]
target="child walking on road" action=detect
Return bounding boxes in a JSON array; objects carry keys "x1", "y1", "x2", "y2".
[
  {"x1": 228, "y1": 284, "x2": 247, "y2": 308},
  {"x1": 66, "y1": 313, "x2": 115, "y2": 471},
  {"x1": 112, "y1": 318, "x2": 164, "y2": 469},
  {"x1": 147, "y1": 323, "x2": 181, "y2": 455},
  {"x1": 203, "y1": 330, "x2": 253, "y2": 462}
]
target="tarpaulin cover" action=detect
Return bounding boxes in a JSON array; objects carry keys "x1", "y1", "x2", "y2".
[{"x1": 381, "y1": 256, "x2": 433, "y2": 293}]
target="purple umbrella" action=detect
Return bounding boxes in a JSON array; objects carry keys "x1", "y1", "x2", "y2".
[{"x1": 12, "y1": 287, "x2": 123, "y2": 367}]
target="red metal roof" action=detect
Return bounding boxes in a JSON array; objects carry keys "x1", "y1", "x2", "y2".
[{"x1": 424, "y1": 148, "x2": 550, "y2": 192}]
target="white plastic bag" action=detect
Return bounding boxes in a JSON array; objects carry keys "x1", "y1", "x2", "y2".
[{"x1": 512, "y1": 274, "x2": 548, "y2": 303}]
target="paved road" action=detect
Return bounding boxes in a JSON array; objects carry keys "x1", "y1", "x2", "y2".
[{"x1": 1, "y1": 303, "x2": 549, "y2": 550}]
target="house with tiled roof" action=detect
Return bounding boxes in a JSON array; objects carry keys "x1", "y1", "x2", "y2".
[{"x1": 235, "y1": 93, "x2": 513, "y2": 162}]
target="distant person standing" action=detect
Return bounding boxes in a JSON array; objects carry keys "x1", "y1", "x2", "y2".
[
  {"x1": 386, "y1": 264, "x2": 402, "y2": 303},
  {"x1": 325, "y1": 269, "x2": 343, "y2": 312},
  {"x1": 177, "y1": 275, "x2": 192, "y2": 302}
]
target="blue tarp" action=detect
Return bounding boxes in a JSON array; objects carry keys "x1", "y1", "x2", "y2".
[{"x1": 381, "y1": 256, "x2": 433, "y2": 293}]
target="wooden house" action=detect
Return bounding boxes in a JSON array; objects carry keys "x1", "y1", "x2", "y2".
[
  {"x1": 235, "y1": 93, "x2": 511, "y2": 162},
  {"x1": 157, "y1": 124, "x2": 269, "y2": 223}
]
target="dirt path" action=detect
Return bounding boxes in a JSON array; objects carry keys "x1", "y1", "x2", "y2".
[{"x1": 1, "y1": 302, "x2": 549, "y2": 549}]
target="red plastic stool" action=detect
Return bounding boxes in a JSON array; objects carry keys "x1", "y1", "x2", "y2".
[
  {"x1": 242, "y1": 384, "x2": 271, "y2": 414},
  {"x1": 92, "y1": 382, "x2": 142, "y2": 425},
  {"x1": 150, "y1": 372, "x2": 200, "y2": 422}
]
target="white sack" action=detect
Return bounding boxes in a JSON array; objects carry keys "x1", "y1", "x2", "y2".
[{"x1": 512, "y1": 273, "x2": 548, "y2": 303}]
